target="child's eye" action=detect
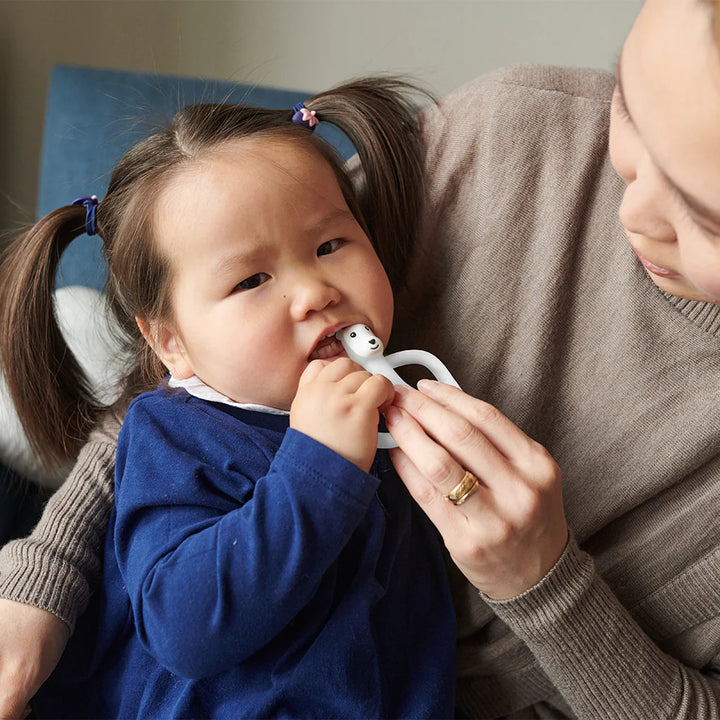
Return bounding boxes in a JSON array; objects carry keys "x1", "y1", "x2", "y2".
[
  {"x1": 317, "y1": 239, "x2": 344, "y2": 256},
  {"x1": 234, "y1": 272, "x2": 270, "y2": 292}
]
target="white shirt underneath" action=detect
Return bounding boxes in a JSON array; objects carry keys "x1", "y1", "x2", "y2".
[{"x1": 168, "y1": 375, "x2": 289, "y2": 416}]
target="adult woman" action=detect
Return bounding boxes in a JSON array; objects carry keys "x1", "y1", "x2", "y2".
[
  {"x1": 2, "y1": 0, "x2": 720, "y2": 717},
  {"x1": 384, "y1": 0, "x2": 720, "y2": 715}
]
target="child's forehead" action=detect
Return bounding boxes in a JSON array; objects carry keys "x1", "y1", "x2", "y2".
[
  {"x1": 157, "y1": 136, "x2": 338, "y2": 211},
  {"x1": 199, "y1": 140, "x2": 345, "y2": 207},
  {"x1": 161, "y1": 138, "x2": 337, "y2": 214},
  {"x1": 154, "y1": 136, "x2": 353, "y2": 249},
  {"x1": 203, "y1": 135, "x2": 329, "y2": 176}
]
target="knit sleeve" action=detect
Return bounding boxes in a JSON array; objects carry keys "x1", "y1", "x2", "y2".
[
  {"x1": 485, "y1": 535, "x2": 720, "y2": 719},
  {"x1": 0, "y1": 415, "x2": 119, "y2": 633}
]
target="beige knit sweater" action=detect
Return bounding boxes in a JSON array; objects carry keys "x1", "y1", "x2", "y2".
[{"x1": 3, "y1": 66, "x2": 720, "y2": 719}]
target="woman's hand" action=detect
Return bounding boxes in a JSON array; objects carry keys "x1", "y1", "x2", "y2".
[
  {"x1": 385, "y1": 380, "x2": 568, "y2": 600},
  {"x1": 0, "y1": 598, "x2": 70, "y2": 719},
  {"x1": 291, "y1": 358, "x2": 395, "y2": 472}
]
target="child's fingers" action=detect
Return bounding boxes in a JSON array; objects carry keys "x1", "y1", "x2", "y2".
[
  {"x1": 298, "y1": 359, "x2": 333, "y2": 386},
  {"x1": 300, "y1": 359, "x2": 392, "y2": 410},
  {"x1": 314, "y1": 357, "x2": 365, "y2": 382},
  {"x1": 356, "y1": 373, "x2": 395, "y2": 409},
  {"x1": 299, "y1": 357, "x2": 364, "y2": 385}
]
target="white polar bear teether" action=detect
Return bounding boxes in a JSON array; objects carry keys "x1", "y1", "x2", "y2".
[{"x1": 335, "y1": 324, "x2": 461, "y2": 449}]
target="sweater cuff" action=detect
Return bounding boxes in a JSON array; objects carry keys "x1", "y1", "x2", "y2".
[
  {"x1": 483, "y1": 534, "x2": 678, "y2": 716},
  {"x1": 0, "y1": 437, "x2": 116, "y2": 632},
  {"x1": 484, "y1": 533, "x2": 594, "y2": 629},
  {"x1": 0, "y1": 545, "x2": 87, "y2": 632}
]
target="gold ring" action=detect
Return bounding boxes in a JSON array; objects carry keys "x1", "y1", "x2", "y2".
[{"x1": 445, "y1": 470, "x2": 479, "y2": 506}]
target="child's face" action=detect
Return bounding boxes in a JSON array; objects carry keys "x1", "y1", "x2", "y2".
[{"x1": 149, "y1": 138, "x2": 394, "y2": 410}]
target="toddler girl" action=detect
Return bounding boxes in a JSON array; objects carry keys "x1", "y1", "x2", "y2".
[{"x1": 0, "y1": 79, "x2": 455, "y2": 718}]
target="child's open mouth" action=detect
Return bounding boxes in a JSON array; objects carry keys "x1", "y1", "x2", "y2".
[{"x1": 308, "y1": 334, "x2": 346, "y2": 361}]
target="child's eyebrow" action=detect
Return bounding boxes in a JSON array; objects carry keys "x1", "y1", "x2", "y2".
[
  {"x1": 210, "y1": 211, "x2": 359, "y2": 276},
  {"x1": 212, "y1": 247, "x2": 264, "y2": 277},
  {"x1": 615, "y1": 49, "x2": 720, "y2": 231},
  {"x1": 303, "y1": 209, "x2": 357, "y2": 237}
]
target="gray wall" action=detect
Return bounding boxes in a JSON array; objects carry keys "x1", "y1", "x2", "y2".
[{"x1": 0, "y1": 0, "x2": 641, "y2": 241}]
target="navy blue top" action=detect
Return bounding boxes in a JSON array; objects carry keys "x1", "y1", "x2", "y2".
[{"x1": 35, "y1": 386, "x2": 456, "y2": 719}]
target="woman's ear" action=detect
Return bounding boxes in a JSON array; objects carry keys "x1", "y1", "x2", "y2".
[{"x1": 136, "y1": 316, "x2": 194, "y2": 379}]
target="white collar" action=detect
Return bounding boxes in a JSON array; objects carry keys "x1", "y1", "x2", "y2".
[{"x1": 168, "y1": 375, "x2": 290, "y2": 416}]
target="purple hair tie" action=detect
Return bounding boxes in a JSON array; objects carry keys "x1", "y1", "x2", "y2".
[
  {"x1": 291, "y1": 102, "x2": 319, "y2": 130},
  {"x1": 71, "y1": 195, "x2": 99, "y2": 236}
]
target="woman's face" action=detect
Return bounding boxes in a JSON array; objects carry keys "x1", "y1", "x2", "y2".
[{"x1": 609, "y1": 0, "x2": 720, "y2": 303}]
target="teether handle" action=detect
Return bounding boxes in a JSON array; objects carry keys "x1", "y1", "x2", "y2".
[
  {"x1": 377, "y1": 431, "x2": 398, "y2": 449},
  {"x1": 385, "y1": 350, "x2": 461, "y2": 388}
]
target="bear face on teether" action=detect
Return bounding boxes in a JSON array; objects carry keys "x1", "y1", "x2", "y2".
[
  {"x1": 335, "y1": 323, "x2": 461, "y2": 450},
  {"x1": 336, "y1": 324, "x2": 384, "y2": 362}
]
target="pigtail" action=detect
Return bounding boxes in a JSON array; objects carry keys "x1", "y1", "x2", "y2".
[
  {"x1": 307, "y1": 77, "x2": 434, "y2": 289},
  {"x1": 0, "y1": 207, "x2": 103, "y2": 470}
]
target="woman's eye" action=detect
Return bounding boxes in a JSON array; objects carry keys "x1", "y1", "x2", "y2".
[
  {"x1": 234, "y1": 272, "x2": 270, "y2": 292},
  {"x1": 317, "y1": 239, "x2": 344, "y2": 256}
]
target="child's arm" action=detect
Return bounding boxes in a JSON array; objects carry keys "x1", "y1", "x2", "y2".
[{"x1": 116, "y1": 362, "x2": 393, "y2": 680}]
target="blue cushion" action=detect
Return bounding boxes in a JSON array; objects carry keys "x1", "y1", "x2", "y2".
[{"x1": 39, "y1": 65, "x2": 354, "y2": 291}]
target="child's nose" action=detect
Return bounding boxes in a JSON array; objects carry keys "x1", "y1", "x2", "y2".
[{"x1": 289, "y1": 274, "x2": 341, "y2": 320}]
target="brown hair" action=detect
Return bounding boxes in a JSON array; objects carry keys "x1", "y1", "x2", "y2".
[{"x1": 0, "y1": 76, "x2": 431, "y2": 471}]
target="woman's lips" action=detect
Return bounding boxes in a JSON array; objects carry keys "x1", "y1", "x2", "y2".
[{"x1": 632, "y1": 248, "x2": 679, "y2": 278}]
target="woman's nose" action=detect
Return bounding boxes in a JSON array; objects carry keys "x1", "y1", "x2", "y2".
[
  {"x1": 289, "y1": 272, "x2": 341, "y2": 320},
  {"x1": 618, "y1": 156, "x2": 677, "y2": 243}
]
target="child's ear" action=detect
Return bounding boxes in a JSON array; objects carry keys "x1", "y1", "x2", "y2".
[{"x1": 136, "y1": 317, "x2": 194, "y2": 380}]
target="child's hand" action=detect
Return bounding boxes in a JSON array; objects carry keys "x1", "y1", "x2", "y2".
[{"x1": 291, "y1": 358, "x2": 395, "y2": 472}]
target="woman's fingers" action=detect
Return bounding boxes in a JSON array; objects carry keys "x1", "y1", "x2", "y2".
[
  {"x1": 395, "y1": 381, "x2": 551, "y2": 485},
  {"x1": 384, "y1": 404, "x2": 482, "y2": 502},
  {"x1": 390, "y1": 384, "x2": 513, "y2": 490},
  {"x1": 389, "y1": 445, "x2": 468, "y2": 531},
  {"x1": 388, "y1": 425, "x2": 489, "y2": 543},
  {"x1": 386, "y1": 384, "x2": 568, "y2": 599}
]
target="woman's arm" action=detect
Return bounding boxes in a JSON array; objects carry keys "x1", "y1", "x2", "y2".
[
  {"x1": 486, "y1": 536, "x2": 720, "y2": 719},
  {"x1": 0, "y1": 600, "x2": 70, "y2": 720},
  {"x1": 0, "y1": 415, "x2": 118, "y2": 627},
  {"x1": 386, "y1": 380, "x2": 720, "y2": 719},
  {"x1": 0, "y1": 414, "x2": 119, "y2": 719}
]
